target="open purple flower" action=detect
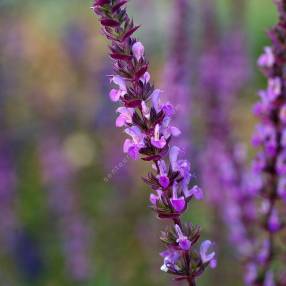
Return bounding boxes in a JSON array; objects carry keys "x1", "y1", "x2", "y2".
[
  {"x1": 109, "y1": 75, "x2": 127, "y2": 102},
  {"x1": 160, "y1": 248, "x2": 180, "y2": 273},
  {"x1": 170, "y1": 182, "x2": 186, "y2": 213},
  {"x1": 157, "y1": 160, "x2": 169, "y2": 189},
  {"x1": 151, "y1": 124, "x2": 167, "y2": 149},
  {"x1": 132, "y1": 41, "x2": 144, "y2": 61},
  {"x1": 116, "y1": 107, "x2": 134, "y2": 127},
  {"x1": 249, "y1": 1, "x2": 286, "y2": 283},
  {"x1": 267, "y1": 77, "x2": 281, "y2": 101},
  {"x1": 175, "y1": 225, "x2": 191, "y2": 250},
  {"x1": 258, "y1": 47, "x2": 274, "y2": 68},
  {"x1": 200, "y1": 240, "x2": 216, "y2": 267},
  {"x1": 123, "y1": 126, "x2": 145, "y2": 160}
]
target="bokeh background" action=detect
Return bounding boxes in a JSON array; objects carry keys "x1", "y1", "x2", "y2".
[{"x1": 0, "y1": 0, "x2": 278, "y2": 285}]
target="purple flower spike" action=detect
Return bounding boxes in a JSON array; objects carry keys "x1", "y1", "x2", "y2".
[
  {"x1": 249, "y1": 1, "x2": 286, "y2": 283},
  {"x1": 92, "y1": 1, "x2": 215, "y2": 284},
  {"x1": 175, "y1": 225, "x2": 191, "y2": 250}
]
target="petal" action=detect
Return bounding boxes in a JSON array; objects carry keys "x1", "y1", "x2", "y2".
[
  {"x1": 132, "y1": 41, "x2": 144, "y2": 61},
  {"x1": 140, "y1": 72, "x2": 150, "y2": 83},
  {"x1": 111, "y1": 75, "x2": 126, "y2": 90},
  {"x1": 125, "y1": 126, "x2": 144, "y2": 144},
  {"x1": 151, "y1": 89, "x2": 162, "y2": 113},
  {"x1": 158, "y1": 160, "x2": 167, "y2": 174},
  {"x1": 179, "y1": 239, "x2": 191, "y2": 251},
  {"x1": 268, "y1": 209, "x2": 281, "y2": 233},
  {"x1": 189, "y1": 186, "x2": 203, "y2": 200},
  {"x1": 169, "y1": 146, "x2": 180, "y2": 171},
  {"x1": 141, "y1": 101, "x2": 150, "y2": 118},
  {"x1": 170, "y1": 197, "x2": 185, "y2": 213},
  {"x1": 109, "y1": 89, "x2": 120, "y2": 102},
  {"x1": 159, "y1": 175, "x2": 169, "y2": 189},
  {"x1": 151, "y1": 137, "x2": 166, "y2": 149},
  {"x1": 150, "y1": 193, "x2": 159, "y2": 206},
  {"x1": 116, "y1": 114, "x2": 127, "y2": 127},
  {"x1": 279, "y1": 105, "x2": 286, "y2": 123},
  {"x1": 170, "y1": 126, "x2": 181, "y2": 137},
  {"x1": 174, "y1": 224, "x2": 183, "y2": 237},
  {"x1": 127, "y1": 145, "x2": 140, "y2": 160},
  {"x1": 160, "y1": 250, "x2": 170, "y2": 258},
  {"x1": 160, "y1": 264, "x2": 168, "y2": 273},
  {"x1": 123, "y1": 139, "x2": 132, "y2": 153},
  {"x1": 244, "y1": 264, "x2": 257, "y2": 285},
  {"x1": 200, "y1": 240, "x2": 215, "y2": 263},
  {"x1": 154, "y1": 124, "x2": 160, "y2": 140},
  {"x1": 210, "y1": 258, "x2": 217, "y2": 269},
  {"x1": 162, "y1": 103, "x2": 175, "y2": 117}
]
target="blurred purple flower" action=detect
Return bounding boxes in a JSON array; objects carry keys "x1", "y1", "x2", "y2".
[
  {"x1": 249, "y1": 1, "x2": 286, "y2": 284},
  {"x1": 39, "y1": 136, "x2": 91, "y2": 282}
]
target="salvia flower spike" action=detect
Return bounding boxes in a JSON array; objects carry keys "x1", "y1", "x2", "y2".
[
  {"x1": 251, "y1": 0, "x2": 286, "y2": 285},
  {"x1": 91, "y1": 1, "x2": 215, "y2": 285}
]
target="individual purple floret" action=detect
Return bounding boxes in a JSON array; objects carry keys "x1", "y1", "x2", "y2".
[
  {"x1": 250, "y1": 0, "x2": 286, "y2": 285},
  {"x1": 91, "y1": 1, "x2": 215, "y2": 285}
]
